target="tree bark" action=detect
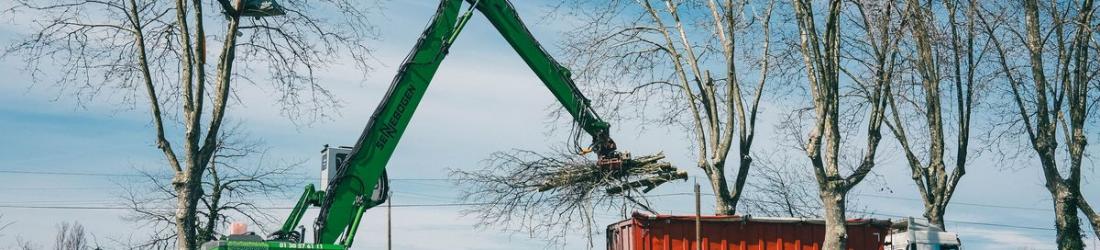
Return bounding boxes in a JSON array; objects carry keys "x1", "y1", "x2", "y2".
[
  {"x1": 1052, "y1": 188, "x2": 1083, "y2": 250},
  {"x1": 820, "y1": 191, "x2": 847, "y2": 250},
  {"x1": 703, "y1": 162, "x2": 735, "y2": 215},
  {"x1": 1078, "y1": 196, "x2": 1100, "y2": 239},
  {"x1": 926, "y1": 208, "x2": 945, "y2": 230},
  {"x1": 174, "y1": 173, "x2": 202, "y2": 250}
]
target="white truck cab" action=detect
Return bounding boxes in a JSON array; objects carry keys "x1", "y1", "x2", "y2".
[{"x1": 885, "y1": 217, "x2": 962, "y2": 250}]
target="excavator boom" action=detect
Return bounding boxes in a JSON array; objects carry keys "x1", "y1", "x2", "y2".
[
  {"x1": 312, "y1": 0, "x2": 623, "y2": 245},
  {"x1": 203, "y1": 1, "x2": 619, "y2": 249}
]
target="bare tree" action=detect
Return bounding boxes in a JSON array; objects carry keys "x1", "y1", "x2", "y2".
[
  {"x1": 740, "y1": 153, "x2": 822, "y2": 218},
  {"x1": 121, "y1": 125, "x2": 299, "y2": 249},
  {"x1": 0, "y1": 214, "x2": 13, "y2": 239},
  {"x1": 741, "y1": 151, "x2": 882, "y2": 219},
  {"x1": 1, "y1": 213, "x2": 96, "y2": 250},
  {"x1": 977, "y1": 0, "x2": 1099, "y2": 248},
  {"x1": 788, "y1": 0, "x2": 899, "y2": 248},
  {"x1": 4, "y1": 0, "x2": 377, "y2": 249},
  {"x1": 54, "y1": 221, "x2": 98, "y2": 250},
  {"x1": 557, "y1": 0, "x2": 776, "y2": 215},
  {"x1": 16, "y1": 238, "x2": 41, "y2": 250},
  {"x1": 881, "y1": 0, "x2": 986, "y2": 229},
  {"x1": 0, "y1": 214, "x2": 24, "y2": 250}
]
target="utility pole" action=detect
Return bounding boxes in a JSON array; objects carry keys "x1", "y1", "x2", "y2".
[
  {"x1": 387, "y1": 191, "x2": 392, "y2": 250},
  {"x1": 695, "y1": 182, "x2": 701, "y2": 250}
]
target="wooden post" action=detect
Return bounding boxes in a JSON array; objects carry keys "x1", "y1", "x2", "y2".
[{"x1": 695, "y1": 182, "x2": 701, "y2": 250}]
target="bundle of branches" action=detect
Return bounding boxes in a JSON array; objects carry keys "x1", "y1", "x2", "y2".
[
  {"x1": 534, "y1": 153, "x2": 685, "y2": 194},
  {"x1": 450, "y1": 148, "x2": 684, "y2": 245}
]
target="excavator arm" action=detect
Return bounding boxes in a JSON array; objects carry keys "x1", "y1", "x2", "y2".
[
  {"x1": 203, "y1": 1, "x2": 621, "y2": 249},
  {"x1": 311, "y1": 0, "x2": 622, "y2": 245},
  {"x1": 471, "y1": 0, "x2": 618, "y2": 157}
]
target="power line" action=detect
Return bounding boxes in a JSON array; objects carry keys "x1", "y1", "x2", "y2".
[
  {"x1": 0, "y1": 169, "x2": 461, "y2": 181},
  {"x1": 0, "y1": 170, "x2": 1056, "y2": 213},
  {"x1": 0, "y1": 202, "x2": 495, "y2": 210},
  {"x1": 646, "y1": 192, "x2": 1052, "y2": 213},
  {"x1": 0, "y1": 192, "x2": 460, "y2": 208},
  {"x1": 0, "y1": 193, "x2": 1061, "y2": 232},
  {"x1": 393, "y1": 190, "x2": 457, "y2": 202},
  {"x1": 0, "y1": 199, "x2": 118, "y2": 205},
  {"x1": 0, "y1": 198, "x2": 1057, "y2": 232},
  {"x1": 644, "y1": 192, "x2": 1058, "y2": 232},
  {"x1": 0, "y1": 170, "x2": 1071, "y2": 232},
  {"x1": 856, "y1": 193, "x2": 1051, "y2": 212},
  {"x1": 0, "y1": 179, "x2": 460, "y2": 191},
  {"x1": 842, "y1": 208, "x2": 1056, "y2": 231},
  {"x1": 392, "y1": 178, "x2": 456, "y2": 181},
  {"x1": 0, "y1": 186, "x2": 118, "y2": 190},
  {"x1": 0, "y1": 169, "x2": 141, "y2": 177}
]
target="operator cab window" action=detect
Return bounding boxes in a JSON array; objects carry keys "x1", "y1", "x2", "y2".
[{"x1": 336, "y1": 153, "x2": 348, "y2": 167}]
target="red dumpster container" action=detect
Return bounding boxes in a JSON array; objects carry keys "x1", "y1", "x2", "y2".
[{"x1": 607, "y1": 212, "x2": 891, "y2": 250}]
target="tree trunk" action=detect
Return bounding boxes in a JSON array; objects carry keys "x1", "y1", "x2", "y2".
[
  {"x1": 174, "y1": 171, "x2": 203, "y2": 250},
  {"x1": 725, "y1": 156, "x2": 753, "y2": 215},
  {"x1": 820, "y1": 191, "x2": 847, "y2": 250},
  {"x1": 925, "y1": 207, "x2": 946, "y2": 230},
  {"x1": 703, "y1": 162, "x2": 736, "y2": 215},
  {"x1": 1052, "y1": 188, "x2": 1083, "y2": 250}
]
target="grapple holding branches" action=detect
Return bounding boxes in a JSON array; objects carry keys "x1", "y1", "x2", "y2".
[
  {"x1": 451, "y1": 148, "x2": 685, "y2": 245},
  {"x1": 535, "y1": 153, "x2": 687, "y2": 194}
]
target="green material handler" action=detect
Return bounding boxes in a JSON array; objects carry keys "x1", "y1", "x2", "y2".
[{"x1": 203, "y1": 0, "x2": 628, "y2": 249}]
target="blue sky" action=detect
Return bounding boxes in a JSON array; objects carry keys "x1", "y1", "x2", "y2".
[{"x1": 1, "y1": 1, "x2": 1098, "y2": 249}]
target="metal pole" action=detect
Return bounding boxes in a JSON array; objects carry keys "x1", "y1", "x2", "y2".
[
  {"x1": 695, "y1": 182, "x2": 701, "y2": 250},
  {"x1": 387, "y1": 192, "x2": 392, "y2": 250}
]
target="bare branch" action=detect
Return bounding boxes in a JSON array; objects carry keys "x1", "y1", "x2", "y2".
[{"x1": 452, "y1": 149, "x2": 683, "y2": 246}]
